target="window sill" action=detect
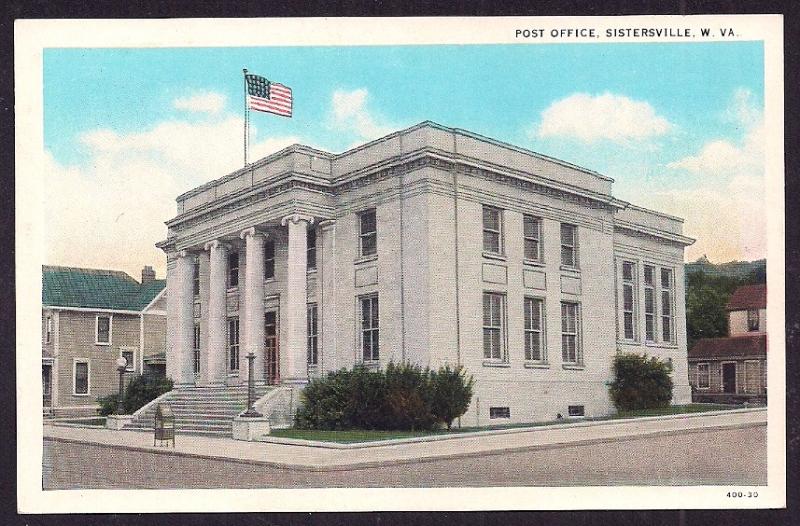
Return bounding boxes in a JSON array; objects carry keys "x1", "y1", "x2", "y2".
[
  {"x1": 354, "y1": 254, "x2": 378, "y2": 265},
  {"x1": 524, "y1": 361, "x2": 550, "y2": 369},
  {"x1": 72, "y1": 393, "x2": 90, "y2": 397},
  {"x1": 617, "y1": 339, "x2": 640, "y2": 345},
  {"x1": 523, "y1": 259, "x2": 545, "y2": 268},
  {"x1": 560, "y1": 265, "x2": 580, "y2": 273},
  {"x1": 562, "y1": 363, "x2": 585, "y2": 370},
  {"x1": 645, "y1": 342, "x2": 679, "y2": 350},
  {"x1": 227, "y1": 286, "x2": 239, "y2": 293},
  {"x1": 264, "y1": 277, "x2": 277, "y2": 284},
  {"x1": 95, "y1": 342, "x2": 111, "y2": 346},
  {"x1": 228, "y1": 372, "x2": 239, "y2": 377},
  {"x1": 307, "y1": 268, "x2": 318, "y2": 274},
  {"x1": 361, "y1": 360, "x2": 380, "y2": 370},
  {"x1": 482, "y1": 360, "x2": 511, "y2": 368},
  {"x1": 482, "y1": 252, "x2": 507, "y2": 262}
]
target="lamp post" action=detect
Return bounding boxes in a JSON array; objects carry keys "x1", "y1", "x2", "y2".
[
  {"x1": 115, "y1": 356, "x2": 128, "y2": 415},
  {"x1": 241, "y1": 352, "x2": 262, "y2": 417}
]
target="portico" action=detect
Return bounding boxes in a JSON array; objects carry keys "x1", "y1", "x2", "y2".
[{"x1": 164, "y1": 213, "x2": 319, "y2": 388}]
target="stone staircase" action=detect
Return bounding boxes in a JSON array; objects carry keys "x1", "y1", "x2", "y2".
[{"x1": 124, "y1": 386, "x2": 273, "y2": 437}]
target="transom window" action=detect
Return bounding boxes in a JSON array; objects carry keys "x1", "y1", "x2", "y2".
[
  {"x1": 228, "y1": 317, "x2": 240, "y2": 372},
  {"x1": 747, "y1": 309, "x2": 760, "y2": 332},
  {"x1": 482, "y1": 206, "x2": 503, "y2": 254},
  {"x1": 560, "y1": 224, "x2": 577, "y2": 268},
  {"x1": 524, "y1": 297, "x2": 545, "y2": 361},
  {"x1": 644, "y1": 265, "x2": 656, "y2": 342},
  {"x1": 192, "y1": 257, "x2": 200, "y2": 296},
  {"x1": 228, "y1": 252, "x2": 239, "y2": 288},
  {"x1": 561, "y1": 302, "x2": 581, "y2": 364},
  {"x1": 96, "y1": 315, "x2": 111, "y2": 345},
  {"x1": 621, "y1": 261, "x2": 636, "y2": 340},
  {"x1": 660, "y1": 268, "x2": 674, "y2": 343},
  {"x1": 697, "y1": 363, "x2": 710, "y2": 389},
  {"x1": 74, "y1": 361, "x2": 89, "y2": 395},
  {"x1": 359, "y1": 209, "x2": 377, "y2": 257},
  {"x1": 307, "y1": 227, "x2": 317, "y2": 270},
  {"x1": 482, "y1": 292, "x2": 506, "y2": 361},
  {"x1": 360, "y1": 295, "x2": 379, "y2": 362},
  {"x1": 523, "y1": 215, "x2": 542, "y2": 262},
  {"x1": 264, "y1": 239, "x2": 276, "y2": 280},
  {"x1": 307, "y1": 303, "x2": 319, "y2": 365}
]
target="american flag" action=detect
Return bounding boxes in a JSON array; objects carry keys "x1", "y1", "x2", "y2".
[{"x1": 245, "y1": 73, "x2": 292, "y2": 117}]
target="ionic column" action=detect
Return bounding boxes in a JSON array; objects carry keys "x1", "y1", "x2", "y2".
[
  {"x1": 240, "y1": 227, "x2": 266, "y2": 384},
  {"x1": 204, "y1": 239, "x2": 229, "y2": 386},
  {"x1": 166, "y1": 251, "x2": 195, "y2": 386},
  {"x1": 281, "y1": 213, "x2": 314, "y2": 384}
]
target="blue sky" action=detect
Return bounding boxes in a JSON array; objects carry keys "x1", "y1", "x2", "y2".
[{"x1": 43, "y1": 42, "x2": 766, "y2": 277}]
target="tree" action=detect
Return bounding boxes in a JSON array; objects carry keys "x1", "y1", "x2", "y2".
[
  {"x1": 430, "y1": 364, "x2": 474, "y2": 429},
  {"x1": 608, "y1": 352, "x2": 673, "y2": 411}
]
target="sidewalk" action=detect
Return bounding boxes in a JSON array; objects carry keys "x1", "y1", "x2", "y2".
[{"x1": 43, "y1": 408, "x2": 766, "y2": 471}]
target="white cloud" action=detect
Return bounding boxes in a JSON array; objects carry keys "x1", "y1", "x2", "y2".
[
  {"x1": 330, "y1": 88, "x2": 394, "y2": 144},
  {"x1": 667, "y1": 90, "x2": 764, "y2": 179},
  {"x1": 534, "y1": 92, "x2": 673, "y2": 144},
  {"x1": 47, "y1": 115, "x2": 299, "y2": 277},
  {"x1": 653, "y1": 88, "x2": 766, "y2": 262},
  {"x1": 172, "y1": 91, "x2": 227, "y2": 114}
]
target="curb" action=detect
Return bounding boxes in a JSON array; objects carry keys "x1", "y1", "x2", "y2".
[
  {"x1": 43, "y1": 416, "x2": 766, "y2": 473},
  {"x1": 258, "y1": 407, "x2": 767, "y2": 449}
]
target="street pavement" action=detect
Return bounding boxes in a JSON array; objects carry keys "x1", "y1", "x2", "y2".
[{"x1": 43, "y1": 425, "x2": 766, "y2": 488}]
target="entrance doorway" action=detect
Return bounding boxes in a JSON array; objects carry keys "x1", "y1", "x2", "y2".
[
  {"x1": 42, "y1": 364, "x2": 52, "y2": 407},
  {"x1": 265, "y1": 310, "x2": 279, "y2": 385},
  {"x1": 722, "y1": 362, "x2": 737, "y2": 394}
]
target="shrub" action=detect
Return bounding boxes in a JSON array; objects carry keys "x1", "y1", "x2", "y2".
[
  {"x1": 609, "y1": 352, "x2": 673, "y2": 411},
  {"x1": 294, "y1": 362, "x2": 474, "y2": 431},
  {"x1": 98, "y1": 374, "x2": 173, "y2": 416},
  {"x1": 431, "y1": 365, "x2": 474, "y2": 429}
]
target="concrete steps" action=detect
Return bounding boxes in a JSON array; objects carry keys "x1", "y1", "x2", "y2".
[{"x1": 123, "y1": 386, "x2": 272, "y2": 437}]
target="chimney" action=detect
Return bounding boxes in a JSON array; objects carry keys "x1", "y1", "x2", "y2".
[{"x1": 141, "y1": 265, "x2": 156, "y2": 284}]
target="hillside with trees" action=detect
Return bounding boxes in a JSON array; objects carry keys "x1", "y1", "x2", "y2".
[{"x1": 685, "y1": 256, "x2": 766, "y2": 348}]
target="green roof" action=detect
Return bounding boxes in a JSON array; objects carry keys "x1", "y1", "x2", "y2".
[{"x1": 42, "y1": 266, "x2": 165, "y2": 311}]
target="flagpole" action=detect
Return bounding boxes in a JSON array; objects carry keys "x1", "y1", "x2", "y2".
[{"x1": 243, "y1": 68, "x2": 249, "y2": 167}]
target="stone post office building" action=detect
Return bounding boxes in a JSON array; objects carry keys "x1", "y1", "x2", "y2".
[{"x1": 157, "y1": 122, "x2": 693, "y2": 425}]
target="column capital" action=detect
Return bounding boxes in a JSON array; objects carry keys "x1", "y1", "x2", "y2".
[
  {"x1": 280, "y1": 213, "x2": 315, "y2": 227},
  {"x1": 177, "y1": 249, "x2": 196, "y2": 259},
  {"x1": 204, "y1": 239, "x2": 230, "y2": 252},
  {"x1": 239, "y1": 227, "x2": 266, "y2": 240}
]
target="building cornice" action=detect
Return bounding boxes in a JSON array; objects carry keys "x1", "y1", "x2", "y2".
[
  {"x1": 613, "y1": 220, "x2": 695, "y2": 247},
  {"x1": 43, "y1": 305, "x2": 143, "y2": 315}
]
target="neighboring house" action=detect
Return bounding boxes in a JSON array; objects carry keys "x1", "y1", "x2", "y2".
[
  {"x1": 42, "y1": 265, "x2": 167, "y2": 417},
  {"x1": 157, "y1": 121, "x2": 694, "y2": 425},
  {"x1": 688, "y1": 284, "x2": 767, "y2": 404}
]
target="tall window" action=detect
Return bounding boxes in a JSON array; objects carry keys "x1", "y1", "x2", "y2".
[
  {"x1": 228, "y1": 252, "x2": 239, "y2": 288},
  {"x1": 228, "y1": 317, "x2": 240, "y2": 372},
  {"x1": 264, "y1": 239, "x2": 275, "y2": 280},
  {"x1": 74, "y1": 360, "x2": 89, "y2": 395},
  {"x1": 697, "y1": 363, "x2": 710, "y2": 389},
  {"x1": 644, "y1": 265, "x2": 656, "y2": 342},
  {"x1": 523, "y1": 215, "x2": 542, "y2": 262},
  {"x1": 360, "y1": 295, "x2": 379, "y2": 361},
  {"x1": 96, "y1": 315, "x2": 111, "y2": 344},
  {"x1": 307, "y1": 228, "x2": 317, "y2": 270},
  {"x1": 193, "y1": 324, "x2": 201, "y2": 375},
  {"x1": 264, "y1": 311, "x2": 278, "y2": 384},
  {"x1": 482, "y1": 292, "x2": 506, "y2": 361},
  {"x1": 192, "y1": 257, "x2": 200, "y2": 296},
  {"x1": 45, "y1": 315, "x2": 52, "y2": 344},
  {"x1": 524, "y1": 297, "x2": 545, "y2": 361},
  {"x1": 561, "y1": 302, "x2": 581, "y2": 364},
  {"x1": 482, "y1": 206, "x2": 503, "y2": 254},
  {"x1": 621, "y1": 261, "x2": 636, "y2": 340},
  {"x1": 307, "y1": 304, "x2": 319, "y2": 365},
  {"x1": 560, "y1": 224, "x2": 577, "y2": 267},
  {"x1": 747, "y1": 309, "x2": 760, "y2": 332},
  {"x1": 122, "y1": 350, "x2": 135, "y2": 372},
  {"x1": 660, "y1": 269, "x2": 674, "y2": 343},
  {"x1": 359, "y1": 209, "x2": 377, "y2": 257}
]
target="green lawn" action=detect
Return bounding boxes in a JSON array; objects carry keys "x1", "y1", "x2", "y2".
[{"x1": 269, "y1": 403, "x2": 739, "y2": 443}]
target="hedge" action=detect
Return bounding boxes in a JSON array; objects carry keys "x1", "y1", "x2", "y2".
[
  {"x1": 294, "y1": 362, "x2": 474, "y2": 431},
  {"x1": 98, "y1": 374, "x2": 173, "y2": 416},
  {"x1": 608, "y1": 352, "x2": 673, "y2": 411}
]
